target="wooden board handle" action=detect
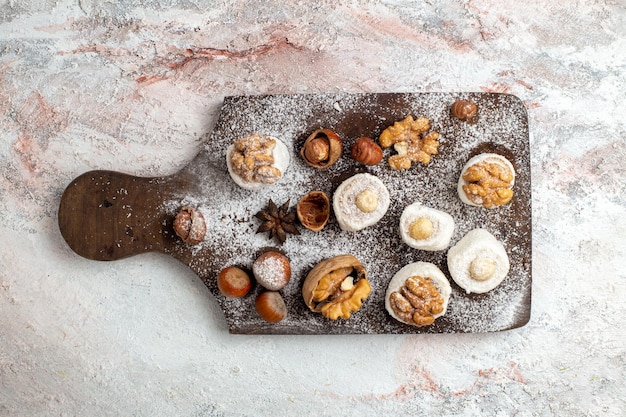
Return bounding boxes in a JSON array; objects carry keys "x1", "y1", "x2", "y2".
[{"x1": 58, "y1": 170, "x2": 179, "y2": 261}]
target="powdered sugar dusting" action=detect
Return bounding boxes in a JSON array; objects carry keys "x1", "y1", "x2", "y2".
[
  {"x1": 253, "y1": 254, "x2": 290, "y2": 291},
  {"x1": 159, "y1": 92, "x2": 531, "y2": 334}
]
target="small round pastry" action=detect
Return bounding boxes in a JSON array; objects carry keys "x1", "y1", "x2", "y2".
[
  {"x1": 217, "y1": 266, "x2": 252, "y2": 298},
  {"x1": 385, "y1": 262, "x2": 451, "y2": 327},
  {"x1": 226, "y1": 133, "x2": 290, "y2": 190},
  {"x1": 458, "y1": 153, "x2": 515, "y2": 208},
  {"x1": 252, "y1": 251, "x2": 292, "y2": 291},
  {"x1": 399, "y1": 203, "x2": 455, "y2": 251},
  {"x1": 255, "y1": 291, "x2": 287, "y2": 323},
  {"x1": 447, "y1": 228, "x2": 510, "y2": 294},
  {"x1": 333, "y1": 173, "x2": 390, "y2": 231}
]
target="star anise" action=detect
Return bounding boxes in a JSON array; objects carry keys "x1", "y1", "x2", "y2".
[{"x1": 254, "y1": 199, "x2": 300, "y2": 243}]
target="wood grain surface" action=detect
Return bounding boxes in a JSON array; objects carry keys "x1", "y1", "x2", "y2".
[{"x1": 58, "y1": 92, "x2": 532, "y2": 334}]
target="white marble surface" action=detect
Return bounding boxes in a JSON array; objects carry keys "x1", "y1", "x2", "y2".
[{"x1": 1, "y1": 1, "x2": 625, "y2": 416}]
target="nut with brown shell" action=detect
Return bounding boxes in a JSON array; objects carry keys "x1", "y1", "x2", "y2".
[
  {"x1": 296, "y1": 190, "x2": 330, "y2": 232},
  {"x1": 451, "y1": 100, "x2": 478, "y2": 121},
  {"x1": 351, "y1": 137, "x2": 383, "y2": 166},
  {"x1": 300, "y1": 129, "x2": 342, "y2": 168},
  {"x1": 302, "y1": 254, "x2": 371, "y2": 320},
  {"x1": 173, "y1": 206, "x2": 206, "y2": 245}
]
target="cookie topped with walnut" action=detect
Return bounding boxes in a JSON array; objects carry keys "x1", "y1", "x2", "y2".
[
  {"x1": 226, "y1": 133, "x2": 290, "y2": 190},
  {"x1": 458, "y1": 153, "x2": 515, "y2": 208}
]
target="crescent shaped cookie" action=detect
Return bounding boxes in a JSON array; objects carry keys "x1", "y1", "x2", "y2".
[
  {"x1": 385, "y1": 262, "x2": 451, "y2": 327},
  {"x1": 399, "y1": 203, "x2": 455, "y2": 251},
  {"x1": 457, "y1": 153, "x2": 515, "y2": 208},
  {"x1": 447, "y1": 228, "x2": 510, "y2": 294},
  {"x1": 226, "y1": 133, "x2": 290, "y2": 190},
  {"x1": 333, "y1": 173, "x2": 390, "y2": 232}
]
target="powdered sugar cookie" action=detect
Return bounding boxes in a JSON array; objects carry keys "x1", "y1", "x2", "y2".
[
  {"x1": 458, "y1": 153, "x2": 515, "y2": 208},
  {"x1": 333, "y1": 173, "x2": 390, "y2": 232},
  {"x1": 447, "y1": 228, "x2": 510, "y2": 294},
  {"x1": 226, "y1": 133, "x2": 290, "y2": 190},
  {"x1": 385, "y1": 262, "x2": 451, "y2": 327},
  {"x1": 399, "y1": 203, "x2": 455, "y2": 251}
]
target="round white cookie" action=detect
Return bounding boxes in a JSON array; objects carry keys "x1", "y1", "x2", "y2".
[
  {"x1": 226, "y1": 137, "x2": 290, "y2": 190},
  {"x1": 332, "y1": 173, "x2": 390, "y2": 231},
  {"x1": 457, "y1": 153, "x2": 515, "y2": 207},
  {"x1": 399, "y1": 203, "x2": 455, "y2": 251},
  {"x1": 385, "y1": 262, "x2": 452, "y2": 326},
  {"x1": 447, "y1": 228, "x2": 510, "y2": 294}
]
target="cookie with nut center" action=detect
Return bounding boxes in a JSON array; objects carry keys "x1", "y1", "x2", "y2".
[
  {"x1": 399, "y1": 203, "x2": 455, "y2": 251},
  {"x1": 385, "y1": 262, "x2": 451, "y2": 327},
  {"x1": 332, "y1": 173, "x2": 390, "y2": 232},
  {"x1": 226, "y1": 133, "x2": 290, "y2": 190},
  {"x1": 447, "y1": 228, "x2": 510, "y2": 294},
  {"x1": 458, "y1": 153, "x2": 515, "y2": 208}
]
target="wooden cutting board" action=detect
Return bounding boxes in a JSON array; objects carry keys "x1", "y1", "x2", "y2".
[{"x1": 58, "y1": 92, "x2": 532, "y2": 334}]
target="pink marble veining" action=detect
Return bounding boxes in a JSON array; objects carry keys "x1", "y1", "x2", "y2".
[{"x1": 1, "y1": 1, "x2": 624, "y2": 416}]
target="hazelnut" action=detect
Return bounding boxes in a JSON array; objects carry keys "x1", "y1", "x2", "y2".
[
  {"x1": 409, "y1": 217, "x2": 434, "y2": 240},
  {"x1": 303, "y1": 138, "x2": 330, "y2": 164},
  {"x1": 217, "y1": 266, "x2": 252, "y2": 298},
  {"x1": 350, "y1": 137, "x2": 383, "y2": 165},
  {"x1": 255, "y1": 291, "x2": 287, "y2": 322},
  {"x1": 173, "y1": 206, "x2": 206, "y2": 245},
  {"x1": 355, "y1": 189, "x2": 379, "y2": 213},
  {"x1": 300, "y1": 129, "x2": 342, "y2": 168},
  {"x1": 451, "y1": 100, "x2": 478, "y2": 121},
  {"x1": 252, "y1": 251, "x2": 291, "y2": 291},
  {"x1": 469, "y1": 258, "x2": 496, "y2": 281}
]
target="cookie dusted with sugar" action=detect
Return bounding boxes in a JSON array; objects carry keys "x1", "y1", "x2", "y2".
[
  {"x1": 385, "y1": 262, "x2": 451, "y2": 327},
  {"x1": 332, "y1": 173, "x2": 390, "y2": 232},
  {"x1": 226, "y1": 133, "x2": 290, "y2": 190},
  {"x1": 399, "y1": 203, "x2": 455, "y2": 251},
  {"x1": 447, "y1": 228, "x2": 510, "y2": 294},
  {"x1": 458, "y1": 153, "x2": 515, "y2": 208}
]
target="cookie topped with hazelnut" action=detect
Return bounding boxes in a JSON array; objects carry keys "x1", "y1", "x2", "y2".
[
  {"x1": 226, "y1": 133, "x2": 290, "y2": 190},
  {"x1": 447, "y1": 228, "x2": 510, "y2": 294},
  {"x1": 399, "y1": 203, "x2": 455, "y2": 251},
  {"x1": 332, "y1": 173, "x2": 390, "y2": 232}
]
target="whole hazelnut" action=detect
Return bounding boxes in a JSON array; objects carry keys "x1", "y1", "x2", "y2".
[
  {"x1": 303, "y1": 137, "x2": 330, "y2": 164},
  {"x1": 451, "y1": 100, "x2": 478, "y2": 121},
  {"x1": 173, "y1": 206, "x2": 206, "y2": 244},
  {"x1": 252, "y1": 251, "x2": 291, "y2": 291},
  {"x1": 255, "y1": 291, "x2": 287, "y2": 322},
  {"x1": 300, "y1": 129, "x2": 342, "y2": 168},
  {"x1": 217, "y1": 266, "x2": 252, "y2": 298},
  {"x1": 409, "y1": 217, "x2": 434, "y2": 240},
  {"x1": 350, "y1": 137, "x2": 383, "y2": 165},
  {"x1": 355, "y1": 189, "x2": 379, "y2": 213}
]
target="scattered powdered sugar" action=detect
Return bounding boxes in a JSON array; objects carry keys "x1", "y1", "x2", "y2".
[
  {"x1": 253, "y1": 254, "x2": 289, "y2": 291},
  {"x1": 159, "y1": 92, "x2": 531, "y2": 334}
]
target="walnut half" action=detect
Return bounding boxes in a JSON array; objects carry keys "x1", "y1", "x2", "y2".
[
  {"x1": 302, "y1": 255, "x2": 371, "y2": 320},
  {"x1": 378, "y1": 115, "x2": 440, "y2": 170}
]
